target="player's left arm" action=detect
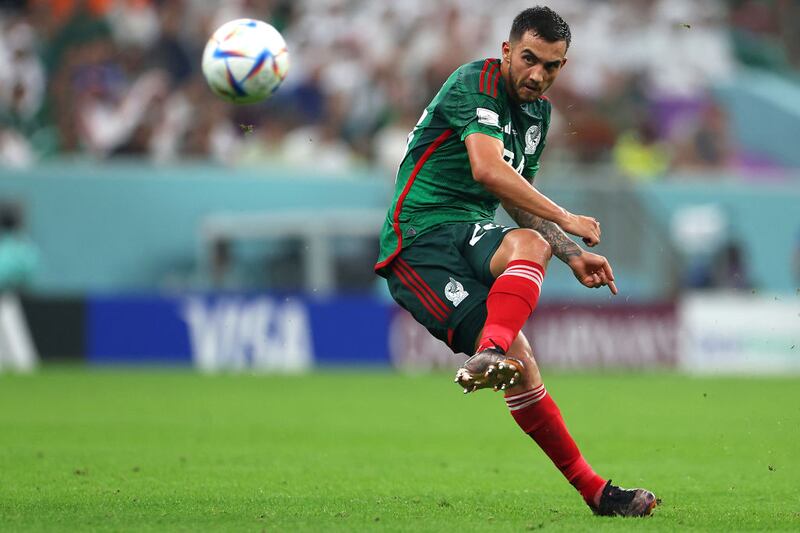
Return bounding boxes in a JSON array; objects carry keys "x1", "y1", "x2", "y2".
[{"x1": 504, "y1": 201, "x2": 618, "y2": 295}]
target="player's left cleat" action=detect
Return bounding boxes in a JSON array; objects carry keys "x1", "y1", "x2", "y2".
[
  {"x1": 454, "y1": 347, "x2": 523, "y2": 394},
  {"x1": 589, "y1": 480, "x2": 659, "y2": 517}
]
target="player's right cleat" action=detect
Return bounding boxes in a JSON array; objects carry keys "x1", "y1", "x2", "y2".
[
  {"x1": 589, "y1": 480, "x2": 659, "y2": 517},
  {"x1": 454, "y1": 347, "x2": 523, "y2": 394}
]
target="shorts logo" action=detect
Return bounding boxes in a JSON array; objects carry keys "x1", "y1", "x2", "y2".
[
  {"x1": 469, "y1": 224, "x2": 488, "y2": 246},
  {"x1": 524, "y1": 124, "x2": 542, "y2": 154},
  {"x1": 476, "y1": 108, "x2": 500, "y2": 128},
  {"x1": 444, "y1": 277, "x2": 469, "y2": 307},
  {"x1": 469, "y1": 222, "x2": 510, "y2": 246}
]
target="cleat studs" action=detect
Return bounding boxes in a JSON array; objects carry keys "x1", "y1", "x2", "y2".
[
  {"x1": 463, "y1": 388, "x2": 469, "y2": 394},
  {"x1": 498, "y1": 362, "x2": 506, "y2": 370}
]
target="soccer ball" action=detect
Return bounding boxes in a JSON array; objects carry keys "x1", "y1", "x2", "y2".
[{"x1": 201, "y1": 19, "x2": 289, "y2": 104}]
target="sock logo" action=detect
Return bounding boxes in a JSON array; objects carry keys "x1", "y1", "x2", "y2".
[{"x1": 444, "y1": 277, "x2": 469, "y2": 307}]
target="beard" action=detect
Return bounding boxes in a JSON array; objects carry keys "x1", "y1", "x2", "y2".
[{"x1": 508, "y1": 59, "x2": 544, "y2": 103}]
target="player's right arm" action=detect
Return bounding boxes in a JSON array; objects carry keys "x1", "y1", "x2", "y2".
[
  {"x1": 502, "y1": 201, "x2": 617, "y2": 294},
  {"x1": 465, "y1": 133, "x2": 601, "y2": 246}
]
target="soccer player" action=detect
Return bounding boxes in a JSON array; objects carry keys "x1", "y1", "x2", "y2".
[{"x1": 375, "y1": 6, "x2": 658, "y2": 517}]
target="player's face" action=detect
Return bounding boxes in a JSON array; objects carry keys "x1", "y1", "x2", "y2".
[{"x1": 502, "y1": 31, "x2": 567, "y2": 103}]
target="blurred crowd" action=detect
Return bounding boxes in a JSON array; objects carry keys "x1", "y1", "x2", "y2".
[{"x1": 0, "y1": 0, "x2": 798, "y2": 178}]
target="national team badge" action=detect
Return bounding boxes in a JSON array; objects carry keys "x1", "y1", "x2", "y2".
[
  {"x1": 444, "y1": 277, "x2": 469, "y2": 307},
  {"x1": 524, "y1": 124, "x2": 542, "y2": 154}
]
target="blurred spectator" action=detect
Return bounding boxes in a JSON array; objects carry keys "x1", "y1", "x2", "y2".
[
  {"x1": 0, "y1": 20, "x2": 45, "y2": 126},
  {"x1": 0, "y1": 201, "x2": 39, "y2": 372},
  {"x1": 671, "y1": 102, "x2": 733, "y2": 172},
  {"x1": 709, "y1": 240, "x2": 751, "y2": 290},
  {"x1": 670, "y1": 203, "x2": 729, "y2": 289},
  {"x1": 0, "y1": 202, "x2": 38, "y2": 289},
  {"x1": 728, "y1": 0, "x2": 800, "y2": 72},
  {"x1": 0, "y1": 18, "x2": 49, "y2": 166},
  {"x1": 612, "y1": 118, "x2": 671, "y2": 181},
  {"x1": 671, "y1": 202, "x2": 752, "y2": 291},
  {"x1": 0, "y1": 128, "x2": 33, "y2": 167},
  {"x1": 209, "y1": 236, "x2": 237, "y2": 290},
  {"x1": 147, "y1": 1, "x2": 194, "y2": 88},
  {"x1": 0, "y1": 0, "x2": 795, "y2": 175},
  {"x1": 77, "y1": 69, "x2": 169, "y2": 157}
]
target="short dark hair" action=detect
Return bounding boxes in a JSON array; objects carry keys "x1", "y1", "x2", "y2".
[{"x1": 510, "y1": 6, "x2": 571, "y2": 50}]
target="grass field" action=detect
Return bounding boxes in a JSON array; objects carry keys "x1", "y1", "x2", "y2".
[{"x1": 1, "y1": 369, "x2": 798, "y2": 531}]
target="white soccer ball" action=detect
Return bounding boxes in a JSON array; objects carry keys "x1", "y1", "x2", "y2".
[{"x1": 201, "y1": 19, "x2": 290, "y2": 104}]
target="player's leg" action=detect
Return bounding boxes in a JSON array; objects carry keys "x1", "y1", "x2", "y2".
[
  {"x1": 455, "y1": 228, "x2": 550, "y2": 392},
  {"x1": 456, "y1": 227, "x2": 658, "y2": 516},
  {"x1": 493, "y1": 330, "x2": 607, "y2": 508},
  {"x1": 479, "y1": 228, "x2": 551, "y2": 354},
  {"x1": 468, "y1": 326, "x2": 657, "y2": 516}
]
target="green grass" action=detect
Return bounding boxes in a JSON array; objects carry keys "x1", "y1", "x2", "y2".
[{"x1": 1, "y1": 369, "x2": 799, "y2": 531}]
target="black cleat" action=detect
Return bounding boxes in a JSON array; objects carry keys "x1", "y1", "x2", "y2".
[
  {"x1": 590, "y1": 480, "x2": 659, "y2": 517},
  {"x1": 454, "y1": 347, "x2": 523, "y2": 394}
]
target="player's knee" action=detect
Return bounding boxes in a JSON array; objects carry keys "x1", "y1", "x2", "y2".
[
  {"x1": 507, "y1": 229, "x2": 552, "y2": 261},
  {"x1": 533, "y1": 232, "x2": 552, "y2": 261}
]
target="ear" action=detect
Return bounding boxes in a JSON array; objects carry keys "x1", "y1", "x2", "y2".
[
  {"x1": 561, "y1": 57, "x2": 568, "y2": 68},
  {"x1": 502, "y1": 41, "x2": 511, "y2": 63}
]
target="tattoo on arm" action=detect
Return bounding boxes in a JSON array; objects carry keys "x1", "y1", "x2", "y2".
[{"x1": 505, "y1": 204, "x2": 583, "y2": 263}]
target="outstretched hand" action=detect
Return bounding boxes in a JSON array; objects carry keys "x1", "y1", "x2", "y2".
[{"x1": 568, "y1": 252, "x2": 618, "y2": 295}]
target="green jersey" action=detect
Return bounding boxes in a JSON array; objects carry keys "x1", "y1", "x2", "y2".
[{"x1": 375, "y1": 58, "x2": 552, "y2": 274}]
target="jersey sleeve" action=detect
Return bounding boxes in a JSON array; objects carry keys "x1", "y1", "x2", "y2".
[
  {"x1": 522, "y1": 99, "x2": 552, "y2": 180},
  {"x1": 442, "y1": 61, "x2": 505, "y2": 142}
]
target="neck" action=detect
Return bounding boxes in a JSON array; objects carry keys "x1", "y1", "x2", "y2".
[{"x1": 500, "y1": 60, "x2": 519, "y2": 104}]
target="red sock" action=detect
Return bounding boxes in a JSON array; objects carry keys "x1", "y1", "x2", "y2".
[
  {"x1": 478, "y1": 260, "x2": 544, "y2": 353},
  {"x1": 505, "y1": 385, "x2": 606, "y2": 505}
]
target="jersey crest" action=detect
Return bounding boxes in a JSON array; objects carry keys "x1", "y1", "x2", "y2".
[{"x1": 524, "y1": 124, "x2": 542, "y2": 155}]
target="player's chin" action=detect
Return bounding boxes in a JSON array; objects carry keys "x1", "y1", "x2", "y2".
[{"x1": 520, "y1": 86, "x2": 542, "y2": 101}]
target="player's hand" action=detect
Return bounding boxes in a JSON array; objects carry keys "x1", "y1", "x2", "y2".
[
  {"x1": 559, "y1": 213, "x2": 601, "y2": 247},
  {"x1": 567, "y1": 251, "x2": 618, "y2": 295}
]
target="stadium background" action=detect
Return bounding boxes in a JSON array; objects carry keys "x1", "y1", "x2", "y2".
[{"x1": 1, "y1": 0, "x2": 799, "y2": 530}]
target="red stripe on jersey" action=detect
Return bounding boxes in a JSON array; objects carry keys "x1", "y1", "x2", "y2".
[
  {"x1": 391, "y1": 262, "x2": 446, "y2": 322},
  {"x1": 539, "y1": 95, "x2": 550, "y2": 101},
  {"x1": 374, "y1": 129, "x2": 454, "y2": 271},
  {"x1": 491, "y1": 66, "x2": 501, "y2": 97},
  {"x1": 482, "y1": 63, "x2": 498, "y2": 95},
  {"x1": 396, "y1": 257, "x2": 450, "y2": 317},
  {"x1": 479, "y1": 59, "x2": 491, "y2": 94}
]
